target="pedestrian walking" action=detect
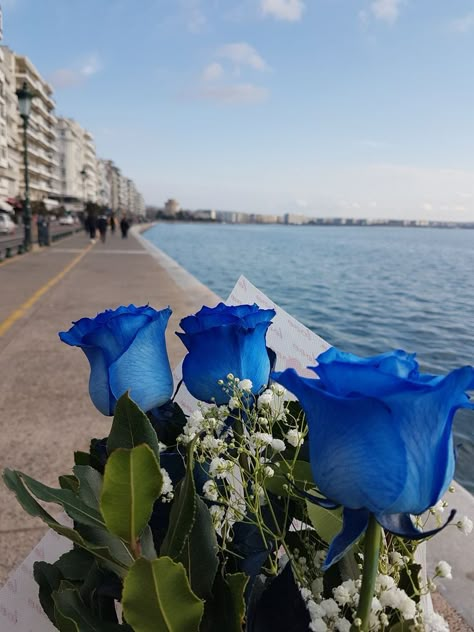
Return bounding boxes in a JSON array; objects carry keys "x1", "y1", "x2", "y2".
[
  {"x1": 87, "y1": 212, "x2": 97, "y2": 243},
  {"x1": 97, "y1": 215, "x2": 108, "y2": 243},
  {"x1": 110, "y1": 214, "x2": 116, "y2": 235},
  {"x1": 120, "y1": 216, "x2": 130, "y2": 238}
]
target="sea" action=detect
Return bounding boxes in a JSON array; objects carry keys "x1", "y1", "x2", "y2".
[{"x1": 144, "y1": 222, "x2": 474, "y2": 494}]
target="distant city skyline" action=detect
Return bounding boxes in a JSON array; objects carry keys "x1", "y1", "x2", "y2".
[{"x1": 3, "y1": 1, "x2": 474, "y2": 221}]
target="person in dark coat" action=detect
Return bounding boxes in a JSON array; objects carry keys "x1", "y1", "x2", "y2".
[
  {"x1": 110, "y1": 214, "x2": 116, "y2": 235},
  {"x1": 87, "y1": 212, "x2": 97, "y2": 242},
  {"x1": 120, "y1": 216, "x2": 130, "y2": 238},
  {"x1": 97, "y1": 215, "x2": 108, "y2": 243}
]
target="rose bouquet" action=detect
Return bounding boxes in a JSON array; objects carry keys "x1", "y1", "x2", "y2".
[{"x1": 3, "y1": 300, "x2": 474, "y2": 632}]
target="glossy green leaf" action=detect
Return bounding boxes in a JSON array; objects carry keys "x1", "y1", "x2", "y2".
[
  {"x1": 101, "y1": 444, "x2": 162, "y2": 546},
  {"x1": 55, "y1": 549, "x2": 95, "y2": 581},
  {"x1": 201, "y1": 571, "x2": 248, "y2": 632},
  {"x1": 160, "y1": 441, "x2": 197, "y2": 558},
  {"x1": 59, "y1": 475, "x2": 80, "y2": 493},
  {"x1": 53, "y1": 586, "x2": 128, "y2": 631},
  {"x1": 20, "y1": 472, "x2": 106, "y2": 529},
  {"x1": 107, "y1": 392, "x2": 161, "y2": 459},
  {"x1": 177, "y1": 495, "x2": 218, "y2": 598},
  {"x1": 3, "y1": 469, "x2": 129, "y2": 574},
  {"x1": 122, "y1": 557, "x2": 204, "y2": 632},
  {"x1": 33, "y1": 561, "x2": 64, "y2": 625},
  {"x1": 73, "y1": 466, "x2": 103, "y2": 511},
  {"x1": 306, "y1": 499, "x2": 343, "y2": 544}
]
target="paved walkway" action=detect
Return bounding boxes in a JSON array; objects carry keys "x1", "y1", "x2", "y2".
[{"x1": 0, "y1": 226, "x2": 217, "y2": 583}]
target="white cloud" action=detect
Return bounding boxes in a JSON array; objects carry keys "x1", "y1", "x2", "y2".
[
  {"x1": 50, "y1": 54, "x2": 102, "y2": 88},
  {"x1": 422, "y1": 202, "x2": 433, "y2": 212},
  {"x1": 189, "y1": 83, "x2": 268, "y2": 104},
  {"x1": 203, "y1": 62, "x2": 224, "y2": 81},
  {"x1": 370, "y1": 0, "x2": 403, "y2": 24},
  {"x1": 261, "y1": 0, "x2": 305, "y2": 22},
  {"x1": 217, "y1": 42, "x2": 269, "y2": 71},
  {"x1": 180, "y1": 0, "x2": 207, "y2": 32},
  {"x1": 450, "y1": 12, "x2": 474, "y2": 33},
  {"x1": 295, "y1": 198, "x2": 308, "y2": 208}
]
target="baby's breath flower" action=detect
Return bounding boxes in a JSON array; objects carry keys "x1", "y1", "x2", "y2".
[
  {"x1": 251, "y1": 432, "x2": 274, "y2": 449},
  {"x1": 271, "y1": 438, "x2": 286, "y2": 452},
  {"x1": 286, "y1": 428, "x2": 304, "y2": 447},
  {"x1": 435, "y1": 561, "x2": 452, "y2": 579},
  {"x1": 264, "y1": 465, "x2": 274, "y2": 477},
  {"x1": 202, "y1": 479, "x2": 219, "y2": 501},
  {"x1": 457, "y1": 516, "x2": 473, "y2": 535},
  {"x1": 228, "y1": 397, "x2": 240, "y2": 410},
  {"x1": 209, "y1": 457, "x2": 233, "y2": 479},
  {"x1": 257, "y1": 389, "x2": 273, "y2": 408},
  {"x1": 238, "y1": 378, "x2": 253, "y2": 391},
  {"x1": 424, "y1": 611, "x2": 450, "y2": 632},
  {"x1": 160, "y1": 468, "x2": 174, "y2": 502}
]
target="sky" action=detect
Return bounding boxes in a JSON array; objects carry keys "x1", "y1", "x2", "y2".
[{"x1": 3, "y1": 0, "x2": 474, "y2": 221}]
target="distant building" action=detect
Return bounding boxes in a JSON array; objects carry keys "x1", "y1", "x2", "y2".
[
  {"x1": 164, "y1": 198, "x2": 180, "y2": 216},
  {"x1": 284, "y1": 213, "x2": 310, "y2": 225},
  {"x1": 0, "y1": 46, "x2": 20, "y2": 206},
  {"x1": 55, "y1": 117, "x2": 98, "y2": 211},
  {"x1": 8, "y1": 50, "x2": 60, "y2": 207}
]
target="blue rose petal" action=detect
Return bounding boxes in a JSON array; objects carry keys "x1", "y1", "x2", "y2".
[
  {"x1": 177, "y1": 303, "x2": 275, "y2": 404},
  {"x1": 59, "y1": 305, "x2": 173, "y2": 416},
  {"x1": 109, "y1": 309, "x2": 173, "y2": 412}
]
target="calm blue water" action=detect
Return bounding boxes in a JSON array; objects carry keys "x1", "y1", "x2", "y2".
[{"x1": 145, "y1": 223, "x2": 474, "y2": 493}]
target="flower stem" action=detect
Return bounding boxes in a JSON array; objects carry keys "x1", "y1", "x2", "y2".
[{"x1": 352, "y1": 514, "x2": 381, "y2": 632}]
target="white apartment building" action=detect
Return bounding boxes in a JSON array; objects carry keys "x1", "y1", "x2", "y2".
[
  {"x1": 14, "y1": 52, "x2": 60, "y2": 206},
  {"x1": 56, "y1": 117, "x2": 99, "y2": 210},
  {"x1": 96, "y1": 158, "x2": 111, "y2": 208},
  {"x1": 0, "y1": 46, "x2": 20, "y2": 208}
]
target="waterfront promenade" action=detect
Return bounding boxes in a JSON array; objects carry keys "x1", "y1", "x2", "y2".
[{"x1": 0, "y1": 227, "x2": 472, "y2": 630}]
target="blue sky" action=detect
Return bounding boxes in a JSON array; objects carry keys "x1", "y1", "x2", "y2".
[{"x1": 3, "y1": 0, "x2": 474, "y2": 220}]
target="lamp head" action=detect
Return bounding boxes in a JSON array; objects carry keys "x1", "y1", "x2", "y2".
[{"x1": 16, "y1": 81, "x2": 34, "y2": 119}]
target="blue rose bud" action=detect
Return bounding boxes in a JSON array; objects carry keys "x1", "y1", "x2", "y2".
[
  {"x1": 59, "y1": 305, "x2": 173, "y2": 415},
  {"x1": 274, "y1": 347, "x2": 474, "y2": 516},
  {"x1": 177, "y1": 303, "x2": 276, "y2": 404}
]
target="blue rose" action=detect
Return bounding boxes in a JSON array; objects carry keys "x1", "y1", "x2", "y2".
[
  {"x1": 177, "y1": 303, "x2": 276, "y2": 404},
  {"x1": 59, "y1": 305, "x2": 173, "y2": 415},
  {"x1": 273, "y1": 347, "x2": 474, "y2": 566}
]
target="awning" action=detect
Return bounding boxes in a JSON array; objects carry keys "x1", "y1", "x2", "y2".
[
  {"x1": 0, "y1": 200, "x2": 14, "y2": 213},
  {"x1": 44, "y1": 198, "x2": 59, "y2": 211}
]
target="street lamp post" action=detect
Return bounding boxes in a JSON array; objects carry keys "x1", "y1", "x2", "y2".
[
  {"x1": 15, "y1": 81, "x2": 34, "y2": 251},
  {"x1": 80, "y1": 167, "x2": 87, "y2": 213}
]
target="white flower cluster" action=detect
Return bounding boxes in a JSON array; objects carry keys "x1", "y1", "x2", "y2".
[
  {"x1": 159, "y1": 467, "x2": 174, "y2": 503},
  {"x1": 297, "y1": 560, "x2": 450, "y2": 632}
]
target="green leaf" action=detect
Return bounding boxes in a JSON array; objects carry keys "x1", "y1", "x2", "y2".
[
  {"x1": 74, "y1": 451, "x2": 92, "y2": 467},
  {"x1": 101, "y1": 444, "x2": 163, "y2": 546},
  {"x1": 59, "y1": 475, "x2": 80, "y2": 493},
  {"x1": 107, "y1": 392, "x2": 161, "y2": 459},
  {"x1": 33, "y1": 561, "x2": 64, "y2": 625},
  {"x1": 177, "y1": 496, "x2": 218, "y2": 598},
  {"x1": 20, "y1": 472, "x2": 106, "y2": 529},
  {"x1": 122, "y1": 557, "x2": 204, "y2": 632},
  {"x1": 201, "y1": 571, "x2": 248, "y2": 632},
  {"x1": 226, "y1": 573, "x2": 249, "y2": 628},
  {"x1": 53, "y1": 586, "x2": 128, "y2": 631},
  {"x1": 74, "y1": 466, "x2": 103, "y2": 511},
  {"x1": 306, "y1": 499, "x2": 343, "y2": 544},
  {"x1": 160, "y1": 441, "x2": 197, "y2": 558},
  {"x1": 55, "y1": 549, "x2": 95, "y2": 581},
  {"x1": 264, "y1": 460, "x2": 314, "y2": 498},
  {"x1": 76, "y1": 525, "x2": 134, "y2": 573},
  {"x1": 140, "y1": 525, "x2": 158, "y2": 560},
  {"x1": 3, "y1": 469, "x2": 130, "y2": 574}
]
